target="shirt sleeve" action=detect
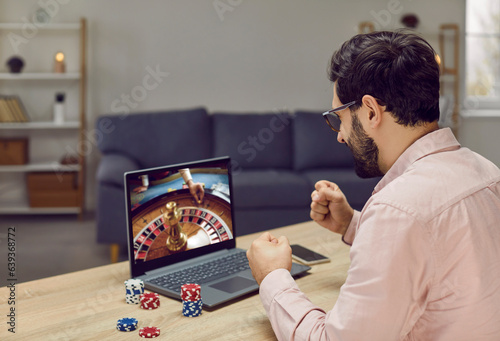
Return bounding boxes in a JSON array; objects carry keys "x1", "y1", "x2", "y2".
[
  {"x1": 342, "y1": 210, "x2": 360, "y2": 246},
  {"x1": 179, "y1": 168, "x2": 192, "y2": 183},
  {"x1": 259, "y1": 203, "x2": 434, "y2": 340}
]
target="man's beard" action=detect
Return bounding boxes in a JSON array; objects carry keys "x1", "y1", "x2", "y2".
[{"x1": 346, "y1": 114, "x2": 384, "y2": 179}]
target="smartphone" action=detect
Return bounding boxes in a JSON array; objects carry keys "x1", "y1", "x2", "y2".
[{"x1": 291, "y1": 244, "x2": 330, "y2": 265}]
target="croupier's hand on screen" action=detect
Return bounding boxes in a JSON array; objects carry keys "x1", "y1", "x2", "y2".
[{"x1": 187, "y1": 180, "x2": 205, "y2": 204}]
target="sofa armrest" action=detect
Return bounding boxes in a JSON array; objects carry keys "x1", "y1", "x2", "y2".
[{"x1": 96, "y1": 153, "x2": 140, "y2": 187}]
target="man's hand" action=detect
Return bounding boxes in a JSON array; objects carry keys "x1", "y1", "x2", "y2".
[
  {"x1": 246, "y1": 232, "x2": 292, "y2": 285},
  {"x1": 310, "y1": 180, "x2": 354, "y2": 235}
]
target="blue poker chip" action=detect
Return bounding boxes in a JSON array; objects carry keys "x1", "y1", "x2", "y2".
[
  {"x1": 117, "y1": 317, "x2": 138, "y2": 332},
  {"x1": 182, "y1": 299, "x2": 203, "y2": 317},
  {"x1": 126, "y1": 287, "x2": 144, "y2": 295}
]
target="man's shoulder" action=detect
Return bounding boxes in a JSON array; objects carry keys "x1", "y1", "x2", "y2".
[{"x1": 371, "y1": 147, "x2": 500, "y2": 223}]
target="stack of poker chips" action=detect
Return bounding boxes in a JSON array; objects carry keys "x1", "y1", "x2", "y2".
[
  {"x1": 116, "y1": 317, "x2": 138, "y2": 332},
  {"x1": 140, "y1": 292, "x2": 160, "y2": 310},
  {"x1": 139, "y1": 326, "x2": 161, "y2": 338},
  {"x1": 124, "y1": 279, "x2": 144, "y2": 304},
  {"x1": 181, "y1": 283, "x2": 203, "y2": 317}
]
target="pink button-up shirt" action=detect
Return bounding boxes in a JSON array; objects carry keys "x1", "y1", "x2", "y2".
[{"x1": 260, "y1": 128, "x2": 500, "y2": 340}]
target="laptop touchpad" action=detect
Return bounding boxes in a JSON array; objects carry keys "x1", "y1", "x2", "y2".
[{"x1": 209, "y1": 276, "x2": 256, "y2": 294}]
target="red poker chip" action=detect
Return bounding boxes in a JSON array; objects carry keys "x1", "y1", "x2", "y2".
[
  {"x1": 140, "y1": 293, "x2": 159, "y2": 297},
  {"x1": 141, "y1": 301, "x2": 160, "y2": 309},
  {"x1": 140, "y1": 292, "x2": 159, "y2": 298},
  {"x1": 140, "y1": 295, "x2": 160, "y2": 304},
  {"x1": 181, "y1": 295, "x2": 201, "y2": 301},
  {"x1": 181, "y1": 283, "x2": 201, "y2": 301},
  {"x1": 140, "y1": 293, "x2": 160, "y2": 304},
  {"x1": 140, "y1": 292, "x2": 160, "y2": 309},
  {"x1": 181, "y1": 283, "x2": 201, "y2": 292},
  {"x1": 139, "y1": 326, "x2": 160, "y2": 338}
]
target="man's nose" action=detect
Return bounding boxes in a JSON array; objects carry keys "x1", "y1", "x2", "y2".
[{"x1": 337, "y1": 131, "x2": 346, "y2": 144}]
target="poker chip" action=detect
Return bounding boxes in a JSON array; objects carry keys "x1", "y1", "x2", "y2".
[
  {"x1": 181, "y1": 283, "x2": 203, "y2": 316},
  {"x1": 181, "y1": 283, "x2": 201, "y2": 301},
  {"x1": 116, "y1": 317, "x2": 138, "y2": 332},
  {"x1": 125, "y1": 293, "x2": 141, "y2": 305},
  {"x1": 182, "y1": 299, "x2": 203, "y2": 317},
  {"x1": 124, "y1": 279, "x2": 144, "y2": 304},
  {"x1": 124, "y1": 279, "x2": 144, "y2": 288},
  {"x1": 140, "y1": 292, "x2": 160, "y2": 310},
  {"x1": 139, "y1": 326, "x2": 161, "y2": 338},
  {"x1": 140, "y1": 292, "x2": 159, "y2": 302},
  {"x1": 126, "y1": 287, "x2": 144, "y2": 295}
]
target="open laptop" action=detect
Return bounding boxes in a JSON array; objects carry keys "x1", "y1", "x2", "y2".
[{"x1": 124, "y1": 156, "x2": 310, "y2": 308}]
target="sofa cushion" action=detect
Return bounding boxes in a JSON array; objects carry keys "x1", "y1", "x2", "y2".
[
  {"x1": 212, "y1": 112, "x2": 293, "y2": 169},
  {"x1": 231, "y1": 169, "x2": 311, "y2": 209},
  {"x1": 293, "y1": 110, "x2": 354, "y2": 170},
  {"x1": 96, "y1": 107, "x2": 212, "y2": 169},
  {"x1": 234, "y1": 208, "x2": 311, "y2": 236},
  {"x1": 302, "y1": 169, "x2": 381, "y2": 209}
]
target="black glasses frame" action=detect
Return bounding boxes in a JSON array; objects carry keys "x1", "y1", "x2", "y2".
[{"x1": 322, "y1": 101, "x2": 356, "y2": 132}]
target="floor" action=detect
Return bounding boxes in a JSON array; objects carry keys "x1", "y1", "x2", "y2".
[{"x1": 0, "y1": 212, "x2": 128, "y2": 287}]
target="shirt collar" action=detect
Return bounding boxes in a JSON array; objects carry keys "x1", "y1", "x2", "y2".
[{"x1": 374, "y1": 128, "x2": 461, "y2": 193}]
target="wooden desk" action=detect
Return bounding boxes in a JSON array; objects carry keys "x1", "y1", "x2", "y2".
[{"x1": 0, "y1": 221, "x2": 350, "y2": 340}]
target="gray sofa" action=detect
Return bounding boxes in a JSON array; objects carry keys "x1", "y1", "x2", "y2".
[{"x1": 95, "y1": 107, "x2": 380, "y2": 251}]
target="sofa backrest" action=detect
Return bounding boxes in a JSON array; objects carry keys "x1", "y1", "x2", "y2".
[
  {"x1": 211, "y1": 112, "x2": 293, "y2": 169},
  {"x1": 96, "y1": 107, "x2": 212, "y2": 169},
  {"x1": 293, "y1": 110, "x2": 354, "y2": 170}
]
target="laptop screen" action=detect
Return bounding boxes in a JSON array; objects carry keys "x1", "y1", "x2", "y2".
[{"x1": 124, "y1": 157, "x2": 237, "y2": 277}]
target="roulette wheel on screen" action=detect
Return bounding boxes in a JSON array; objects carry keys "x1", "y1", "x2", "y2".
[{"x1": 132, "y1": 188, "x2": 233, "y2": 262}]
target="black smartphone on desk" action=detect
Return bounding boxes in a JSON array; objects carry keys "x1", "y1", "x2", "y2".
[{"x1": 291, "y1": 244, "x2": 330, "y2": 265}]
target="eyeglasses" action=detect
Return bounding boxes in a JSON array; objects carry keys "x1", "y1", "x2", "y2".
[{"x1": 322, "y1": 101, "x2": 356, "y2": 132}]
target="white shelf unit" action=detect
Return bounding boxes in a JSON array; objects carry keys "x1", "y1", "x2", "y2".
[
  {"x1": 0, "y1": 18, "x2": 87, "y2": 216},
  {"x1": 0, "y1": 121, "x2": 80, "y2": 129},
  {"x1": 0, "y1": 23, "x2": 80, "y2": 30},
  {"x1": 0, "y1": 205, "x2": 80, "y2": 215},
  {"x1": 0, "y1": 73, "x2": 80, "y2": 80},
  {"x1": 0, "y1": 163, "x2": 81, "y2": 173}
]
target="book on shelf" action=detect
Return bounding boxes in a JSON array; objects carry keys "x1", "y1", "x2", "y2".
[{"x1": 0, "y1": 95, "x2": 30, "y2": 123}]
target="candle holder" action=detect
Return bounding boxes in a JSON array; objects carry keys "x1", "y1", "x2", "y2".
[{"x1": 54, "y1": 52, "x2": 65, "y2": 73}]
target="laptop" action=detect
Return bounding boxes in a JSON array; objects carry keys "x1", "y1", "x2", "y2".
[{"x1": 124, "y1": 156, "x2": 310, "y2": 308}]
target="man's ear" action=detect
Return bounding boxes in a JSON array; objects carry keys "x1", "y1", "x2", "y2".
[{"x1": 361, "y1": 95, "x2": 385, "y2": 129}]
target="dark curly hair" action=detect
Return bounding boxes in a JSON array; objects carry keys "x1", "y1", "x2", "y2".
[{"x1": 328, "y1": 30, "x2": 440, "y2": 126}]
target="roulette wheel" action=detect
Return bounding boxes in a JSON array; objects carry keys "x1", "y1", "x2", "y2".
[{"x1": 132, "y1": 187, "x2": 233, "y2": 262}]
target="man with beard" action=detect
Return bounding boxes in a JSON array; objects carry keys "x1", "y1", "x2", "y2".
[{"x1": 247, "y1": 31, "x2": 500, "y2": 340}]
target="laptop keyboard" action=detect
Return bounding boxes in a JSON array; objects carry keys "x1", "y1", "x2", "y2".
[{"x1": 149, "y1": 250, "x2": 250, "y2": 292}]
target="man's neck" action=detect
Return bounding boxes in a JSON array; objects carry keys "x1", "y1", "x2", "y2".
[{"x1": 377, "y1": 121, "x2": 440, "y2": 174}]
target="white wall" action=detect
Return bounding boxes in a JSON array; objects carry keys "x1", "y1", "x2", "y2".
[
  {"x1": 460, "y1": 116, "x2": 500, "y2": 166},
  {"x1": 1, "y1": 0, "x2": 481, "y2": 211}
]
